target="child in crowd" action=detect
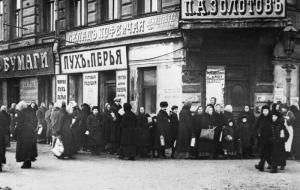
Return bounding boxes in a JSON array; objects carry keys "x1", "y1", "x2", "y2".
[{"x1": 222, "y1": 119, "x2": 235, "y2": 158}]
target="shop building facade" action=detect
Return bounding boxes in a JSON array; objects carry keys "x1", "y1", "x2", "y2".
[{"x1": 0, "y1": 0, "x2": 298, "y2": 115}]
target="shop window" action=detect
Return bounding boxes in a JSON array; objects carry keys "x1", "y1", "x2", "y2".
[
  {"x1": 141, "y1": 68, "x2": 157, "y2": 114},
  {"x1": 104, "y1": 0, "x2": 120, "y2": 21},
  {"x1": 42, "y1": 0, "x2": 56, "y2": 33},
  {"x1": 138, "y1": 0, "x2": 161, "y2": 15},
  {"x1": 10, "y1": 0, "x2": 22, "y2": 39},
  {"x1": 0, "y1": 0, "x2": 3, "y2": 41}
]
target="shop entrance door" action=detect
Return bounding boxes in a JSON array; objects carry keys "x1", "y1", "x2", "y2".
[
  {"x1": 7, "y1": 79, "x2": 20, "y2": 106},
  {"x1": 105, "y1": 83, "x2": 116, "y2": 105},
  {"x1": 225, "y1": 66, "x2": 250, "y2": 116}
]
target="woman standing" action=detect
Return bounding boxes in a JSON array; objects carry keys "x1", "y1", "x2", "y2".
[
  {"x1": 87, "y1": 106, "x2": 104, "y2": 155},
  {"x1": 176, "y1": 102, "x2": 193, "y2": 159},
  {"x1": 119, "y1": 103, "x2": 137, "y2": 160},
  {"x1": 255, "y1": 105, "x2": 272, "y2": 171},
  {"x1": 15, "y1": 101, "x2": 38, "y2": 169},
  {"x1": 136, "y1": 107, "x2": 152, "y2": 157},
  {"x1": 192, "y1": 106, "x2": 205, "y2": 158}
]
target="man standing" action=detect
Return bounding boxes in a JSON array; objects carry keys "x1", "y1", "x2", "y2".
[
  {"x1": 170, "y1": 106, "x2": 179, "y2": 158},
  {"x1": 110, "y1": 97, "x2": 122, "y2": 154},
  {"x1": 155, "y1": 101, "x2": 171, "y2": 158}
]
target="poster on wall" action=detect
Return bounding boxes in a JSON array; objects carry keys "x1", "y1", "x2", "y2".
[
  {"x1": 56, "y1": 75, "x2": 68, "y2": 103},
  {"x1": 206, "y1": 66, "x2": 225, "y2": 106},
  {"x1": 116, "y1": 70, "x2": 128, "y2": 104},
  {"x1": 20, "y1": 78, "x2": 38, "y2": 104},
  {"x1": 83, "y1": 73, "x2": 98, "y2": 107}
]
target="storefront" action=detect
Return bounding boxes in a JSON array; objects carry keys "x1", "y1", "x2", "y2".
[
  {"x1": 59, "y1": 46, "x2": 128, "y2": 110},
  {"x1": 181, "y1": 0, "x2": 286, "y2": 115},
  {"x1": 0, "y1": 45, "x2": 55, "y2": 106}
]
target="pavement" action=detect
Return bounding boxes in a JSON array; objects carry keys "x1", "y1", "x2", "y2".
[{"x1": 0, "y1": 143, "x2": 300, "y2": 190}]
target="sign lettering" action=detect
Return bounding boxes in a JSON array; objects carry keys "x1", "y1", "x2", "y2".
[
  {"x1": 182, "y1": 0, "x2": 285, "y2": 19},
  {"x1": 56, "y1": 75, "x2": 68, "y2": 103}
]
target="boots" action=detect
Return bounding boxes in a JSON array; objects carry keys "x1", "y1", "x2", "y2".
[
  {"x1": 21, "y1": 160, "x2": 31, "y2": 169},
  {"x1": 255, "y1": 159, "x2": 265, "y2": 172}
]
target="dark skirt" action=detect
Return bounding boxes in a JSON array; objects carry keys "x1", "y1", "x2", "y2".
[
  {"x1": 121, "y1": 145, "x2": 136, "y2": 158},
  {"x1": 198, "y1": 138, "x2": 215, "y2": 154}
]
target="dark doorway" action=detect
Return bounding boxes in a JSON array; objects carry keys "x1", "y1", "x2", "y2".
[
  {"x1": 225, "y1": 66, "x2": 250, "y2": 116},
  {"x1": 104, "y1": 71, "x2": 116, "y2": 105},
  {"x1": 7, "y1": 78, "x2": 20, "y2": 107}
]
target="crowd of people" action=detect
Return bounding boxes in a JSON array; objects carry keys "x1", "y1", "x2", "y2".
[{"x1": 0, "y1": 96, "x2": 299, "y2": 174}]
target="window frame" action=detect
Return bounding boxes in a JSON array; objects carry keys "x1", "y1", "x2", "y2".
[
  {"x1": 74, "y1": 0, "x2": 87, "y2": 27},
  {"x1": 137, "y1": 0, "x2": 162, "y2": 15},
  {"x1": 104, "y1": 0, "x2": 121, "y2": 22},
  {"x1": 41, "y1": 0, "x2": 56, "y2": 33}
]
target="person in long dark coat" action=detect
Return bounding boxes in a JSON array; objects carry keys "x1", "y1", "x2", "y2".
[
  {"x1": 70, "y1": 106, "x2": 82, "y2": 153},
  {"x1": 45, "y1": 102, "x2": 53, "y2": 145},
  {"x1": 269, "y1": 111, "x2": 289, "y2": 173},
  {"x1": 236, "y1": 115, "x2": 254, "y2": 158},
  {"x1": 213, "y1": 104, "x2": 226, "y2": 158},
  {"x1": 290, "y1": 105, "x2": 300, "y2": 160},
  {"x1": 87, "y1": 106, "x2": 104, "y2": 155},
  {"x1": 155, "y1": 101, "x2": 171, "y2": 158},
  {"x1": 119, "y1": 103, "x2": 137, "y2": 160},
  {"x1": 1, "y1": 106, "x2": 11, "y2": 148},
  {"x1": 136, "y1": 107, "x2": 152, "y2": 157},
  {"x1": 170, "y1": 106, "x2": 179, "y2": 158},
  {"x1": 9, "y1": 103, "x2": 17, "y2": 140},
  {"x1": 255, "y1": 105, "x2": 272, "y2": 171},
  {"x1": 80, "y1": 103, "x2": 91, "y2": 151},
  {"x1": 103, "y1": 103, "x2": 112, "y2": 152},
  {"x1": 110, "y1": 98, "x2": 122, "y2": 154},
  {"x1": 15, "y1": 101, "x2": 38, "y2": 169},
  {"x1": 0, "y1": 107, "x2": 10, "y2": 172},
  {"x1": 36, "y1": 102, "x2": 47, "y2": 144},
  {"x1": 176, "y1": 102, "x2": 193, "y2": 159},
  {"x1": 193, "y1": 106, "x2": 205, "y2": 158},
  {"x1": 198, "y1": 105, "x2": 216, "y2": 158}
]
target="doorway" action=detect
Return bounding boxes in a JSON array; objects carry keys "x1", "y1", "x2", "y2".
[
  {"x1": 7, "y1": 78, "x2": 20, "y2": 107},
  {"x1": 225, "y1": 66, "x2": 250, "y2": 116},
  {"x1": 104, "y1": 71, "x2": 116, "y2": 105}
]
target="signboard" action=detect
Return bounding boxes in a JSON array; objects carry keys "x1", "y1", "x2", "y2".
[
  {"x1": 206, "y1": 66, "x2": 225, "y2": 106},
  {"x1": 56, "y1": 75, "x2": 68, "y2": 103},
  {"x1": 182, "y1": 0, "x2": 285, "y2": 19},
  {"x1": 61, "y1": 46, "x2": 127, "y2": 74},
  {"x1": 255, "y1": 93, "x2": 273, "y2": 103},
  {"x1": 116, "y1": 70, "x2": 128, "y2": 103},
  {"x1": 83, "y1": 73, "x2": 98, "y2": 107},
  {"x1": 66, "y1": 12, "x2": 179, "y2": 45},
  {"x1": 0, "y1": 46, "x2": 54, "y2": 78},
  {"x1": 20, "y1": 77, "x2": 38, "y2": 103},
  {"x1": 274, "y1": 87, "x2": 286, "y2": 103}
]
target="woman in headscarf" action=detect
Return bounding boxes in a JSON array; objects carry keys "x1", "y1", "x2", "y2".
[
  {"x1": 119, "y1": 103, "x2": 137, "y2": 160},
  {"x1": 71, "y1": 104, "x2": 82, "y2": 153},
  {"x1": 103, "y1": 103, "x2": 113, "y2": 153},
  {"x1": 15, "y1": 101, "x2": 38, "y2": 168},
  {"x1": 269, "y1": 111, "x2": 289, "y2": 173},
  {"x1": 192, "y1": 106, "x2": 205, "y2": 158},
  {"x1": 176, "y1": 102, "x2": 193, "y2": 159},
  {"x1": 80, "y1": 103, "x2": 91, "y2": 151},
  {"x1": 197, "y1": 105, "x2": 217, "y2": 158},
  {"x1": 86, "y1": 106, "x2": 104, "y2": 155},
  {"x1": 255, "y1": 105, "x2": 272, "y2": 171},
  {"x1": 136, "y1": 107, "x2": 152, "y2": 157}
]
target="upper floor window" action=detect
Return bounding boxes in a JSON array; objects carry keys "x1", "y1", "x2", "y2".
[
  {"x1": 105, "y1": 0, "x2": 120, "y2": 21},
  {"x1": 42, "y1": 0, "x2": 56, "y2": 33},
  {"x1": 15, "y1": 0, "x2": 22, "y2": 38},
  {"x1": 0, "y1": 0, "x2": 3, "y2": 41},
  {"x1": 138, "y1": 0, "x2": 160, "y2": 15},
  {"x1": 75, "y1": 0, "x2": 87, "y2": 26}
]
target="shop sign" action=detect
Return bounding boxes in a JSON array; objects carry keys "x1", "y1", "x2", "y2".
[
  {"x1": 182, "y1": 0, "x2": 285, "y2": 19},
  {"x1": 0, "y1": 47, "x2": 54, "y2": 78},
  {"x1": 255, "y1": 93, "x2": 273, "y2": 103},
  {"x1": 66, "y1": 12, "x2": 179, "y2": 45},
  {"x1": 61, "y1": 46, "x2": 127, "y2": 74},
  {"x1": 56, "y1": 75, "x2": 68, "y2": 103},
  {"x1": 83, "y1": 73, "x2": 98, "y2": 107},
  {"x1": 206, "y1": 66, "x2": 225, "y2": 106},
  {"x1": 20, "y1": 78, "x2": 38, "y2": 104},
  {"x1": 116, "y1": 70, "x2": 127, "y2": 103}
]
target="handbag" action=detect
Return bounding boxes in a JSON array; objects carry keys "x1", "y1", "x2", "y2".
[
  {"x1": 200, "y1": 126, "x2": 216, "y2": 140},
  {"x1": 51, "y1": 138, "x2": 64, "y2": 157},
  {"x1": 37, "y1": 126, "x2": 43, "y2": 135}
]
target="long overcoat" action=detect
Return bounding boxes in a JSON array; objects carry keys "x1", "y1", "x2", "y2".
[
  {"x1": 155, "y1": 110, "x2": 171, "y2": 148},
  {"x1": 176, "y1": 106, "x2": 193, "y2": 153},
  {"x1": 136, "y1": 113, "x2": 151, "y2": 147},
  {"x1": 87, "y1": 114, "x2": 104, "y2": 147},
  {"x1": 0, "y1": 111, "x2": 10, "y2": 164},
  {"x1": 120, "y1": 110, "x2": 137, "y2": 157}
]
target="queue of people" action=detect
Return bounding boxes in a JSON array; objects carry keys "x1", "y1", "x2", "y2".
[{"x1": 0, "y1": 97, "x2": 299, "y2": 174}]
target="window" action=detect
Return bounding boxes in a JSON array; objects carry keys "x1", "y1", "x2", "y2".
[
  {"x1": 105, "y1": 0, "x2": 120, "y2": 21},
  {"x1": 43, "y1": 0, "x2": 56, "y2": 32},
  {"x1": 0, "y1": 0, "x2": 3, "y2": 40},
  {"x1": 15, "y1": 0, "x2": 21, "y2": 38},
  {"x1": 138, "y1": 0, "x2": 160, "y2": 15},
  {"x1": 75, "y1": 0, "x2": 87, "y2": 26},
  {"x1": 141, "y1": 68, "x2": 157, "y2": 114}
]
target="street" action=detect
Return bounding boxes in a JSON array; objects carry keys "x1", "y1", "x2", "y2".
[{"x1": 0, "y1": 144, "x2": 299, "y2": 190}]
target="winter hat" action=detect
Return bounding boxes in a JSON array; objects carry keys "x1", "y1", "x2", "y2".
[
  {"x1": 92, "y1": 106, "x2": 99, "y2": 111},
  {"x1": 160, "y1": 101, "x2": 168, "y2": 108},
  {"x1": 123, "y1": 103, "x2": 132, "y2": 111},
  {"x1": 261, "y1": 105, "x2": 270, "y2": 112},
  {"x1": 171, "y1": 105, "x2": 178, "y2": 111}
]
